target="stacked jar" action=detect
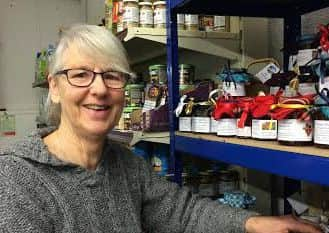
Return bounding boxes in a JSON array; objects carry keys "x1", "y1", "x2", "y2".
[{"x1": 122, "y1": 0, "x2": 139, "y2": 29}]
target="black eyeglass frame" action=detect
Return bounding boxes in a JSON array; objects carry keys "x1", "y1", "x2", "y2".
[{"x1": 54, "y1": 69, "x2": 130, "y2": 89}]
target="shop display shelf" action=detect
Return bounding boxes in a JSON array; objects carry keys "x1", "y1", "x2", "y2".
[
  {"x1": 108, "y1": 129, "x2": 169, "y2": 146},
  {"x1": 175, "y1": 132, "x2": 329, "y2": 186},
  {"x1": 119, "y1": 27, "x2": 240, "y2": 65}
]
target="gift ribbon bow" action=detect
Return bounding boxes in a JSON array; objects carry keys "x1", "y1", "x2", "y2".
[
  {"x1": 250, "y1": 95, "x2": 278, "y2": 118},
  {"x1": 237, "y1": 97, "x2": 254, "y2": 128},
  {"x1": 270, "y1": 94, "x2": 314, "y2": 120}
]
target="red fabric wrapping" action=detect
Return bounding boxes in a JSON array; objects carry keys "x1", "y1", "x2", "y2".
[
  {"x1": 237, "y1": 97, "x2": 253, "y2": 128},
  {"x1": 212, "y1": 97, "x2": 237, "y2": 120},
  {"x1": 250, "y1": 95, "x2": 278, "y2": 118}
]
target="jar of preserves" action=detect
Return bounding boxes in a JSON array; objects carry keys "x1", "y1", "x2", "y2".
[
  {"x1": 125, "y1": 84, "x2": 144, "y2": 107},
  {"x1": 153, "y1": 1, "x2": 166, "y2": 28},
  {"x1": 123, "y1": 106, "x2": 142, "y2": 130},
  {"x1": 214, "y1": 16, "x2": 230, "y2": 31},
  {"x1": 199, "y1": 15, "x2": 214, "y2": 31},
  {"x1": 177, "y1": 14, "x2": 185, "y2": 30},
  {"x1": 179, "y1": 64, "x2": 195, "y2": 85},
  {"x1": 314, "y1": 94, "x2": 329, "y2": 148},
  {"x1": 272, "y1": 95, "x2": 314, "y2": 146},
  {"x1": 149, "y1": 64, "x2": 167, "y2": 84},
  {"x1": 185, "y1": 14, "x2": 199, "y2": 31},
  {"x1": 123, "y1": 0, "x2": 139, "y2": 28},
  {"x1": 139, "y1": 2, "x2": 153, "y2": 28},
  {"x1": 237, "y1": 97, "x2": 253, "y2": 138},
  {"x1": 191, "y1": 103, "x2": 212, "y2": 133}
]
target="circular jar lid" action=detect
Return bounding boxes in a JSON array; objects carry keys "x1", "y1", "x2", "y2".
[
  {"x1": 149, "y1": 64, "x2": 167, "y2": 71},
  {"x1": 139, "y1": 2, "x2": 153, "y2": 6},
  {"x1": 153, "y1": 1, "x2": 166, "y2": 6},
  {"x1": 179, "y1": 64, "x2": 194, "y2": 69}
]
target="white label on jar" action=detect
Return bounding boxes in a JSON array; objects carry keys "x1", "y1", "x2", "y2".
[
  {"x1": 270, "y1": 86, "x2": 280, "y2": 95},
  {"x1": 319, "y1": 77, "x2": 329, "y2": 92},
  {"x1": 278, "y1": 119, "x2": 313, "y2": 141},
  {"x1": 177, "y1": 14, "x2": 185, "y2": 25},
  {"x1": 140, "y1": 8, "x2": 153, "y2": 25},
  {"x1": 217, "y1": 118, "x2": 237, "y2": 136},
  {"x1": 237, "y1": 123, "x2": 251, "y2": 137},
  {"x1": 222, "y1": 82, "x2": 246, "y2": 96},
  {"x1": 210, "y1": 118, "x2": 218, "y2": 133},
  {"x1": 214, "y1": 16, "x2": 225, "y2": 30},
  {"x1": 123, "y1": 6, "x2": 139, "y2": 23},
  {"x1": 154, "y1": 8, "x2": 166, "y2": 25},
  {"x1": 185, "y1": 14, "x2": 198, "y2": 25},
  {"x1": 255, "y1": 63, "x2": 281, "y2": 84},
  {"x1": 192, "y1": 117, "x2": 210, "y2": 133},
  {"x1": 297, "y1": 49, "x2": 317, "y2": 66},
  {"x1": 252, "y1": 119, "x2": 277, "y2": 139},
  {"x1": 285, "y1": 83, "x2": 316, "y2": 96},
  {"x1": 314, "y1": 120, "x2": 329, "y2": 145},
  {"x1": 179, "y1": 117, "x2": 192, "y2": 132}
]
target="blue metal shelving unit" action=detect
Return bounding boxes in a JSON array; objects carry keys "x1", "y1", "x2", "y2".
[{"x1": 166, "y1": 0, "x2": 329, "y2": 187}]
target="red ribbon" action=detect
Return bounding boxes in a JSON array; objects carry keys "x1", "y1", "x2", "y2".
[
  {"x1": 270, "y1": 94, "x2": 315, "y2": 120},
  {"x1": 250, "y1": 95, "x2": 278, "y2": 119},
  {"x1": 237, "y1": 97, "x2": 253, "y2": 128},
  {"x1": 212, "y1": 97, "x2": 237, "y2": 120},
  {"x1": 319, "y1": 24, "x2": 329, "y2": 52}
]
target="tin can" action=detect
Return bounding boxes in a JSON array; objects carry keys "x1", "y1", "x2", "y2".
[
  {"x1": 125, "y1": 84, "x2": 144, "y2": 107},
  {"x1": 149, "y1": 64, "x2": 167, "y2": 84},
  {"x1": 179, "y1": 64, "x2": 195, "y2": 85}
]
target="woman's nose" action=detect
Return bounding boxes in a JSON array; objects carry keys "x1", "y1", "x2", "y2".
[{"x1": 89, "y1": 74, "x2": 107, "y2": 94}]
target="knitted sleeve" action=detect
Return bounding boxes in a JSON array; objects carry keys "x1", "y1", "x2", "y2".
[
  {"x1": 0, "y1": 171, "x2": 54, "y2": 233},
  {"x1": 138, "y1": 158, "x2": 257, "y2": 233}
]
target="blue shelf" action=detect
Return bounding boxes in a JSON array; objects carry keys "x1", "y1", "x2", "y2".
[
  {"x1": 170, "y1": 0, "x2": 329, "y2": 17},
  {"x1": 175, "y1": 133, "x2": 329, "y2": 186}
]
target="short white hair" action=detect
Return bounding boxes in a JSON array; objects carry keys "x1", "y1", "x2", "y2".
[{"x1": 46, "y1": 24, "x2": 131, "y2": 126}]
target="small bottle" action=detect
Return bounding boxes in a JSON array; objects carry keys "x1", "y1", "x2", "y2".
[{"x1": 314, "y1": 95, "x2": 329, "y2": 148}]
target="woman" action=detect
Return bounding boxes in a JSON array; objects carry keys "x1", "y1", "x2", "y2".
[{"x1": 0, "y1": 24, "x2": 322, "y2": 233}]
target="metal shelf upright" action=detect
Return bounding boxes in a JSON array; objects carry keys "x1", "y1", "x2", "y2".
[{"x1": 166, "y1": 0, "x2": 329, "y2": 188}]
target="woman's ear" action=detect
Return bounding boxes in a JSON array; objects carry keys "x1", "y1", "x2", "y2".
[{"x1": 48, "y1": 75, "x2": 60, "y2": 104}]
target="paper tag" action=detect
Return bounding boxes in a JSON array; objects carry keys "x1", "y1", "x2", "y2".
[
  {"x1": 222, "y1": 82, "x2": 246, "y2": 96},
  {"x1": 179, "y1": 117, "x2": 192, "y2": 132},
  {"x1": 252, "y1": 119, "x2": 277, "y2": 139},
  {"x1": 217, "y1": 118, "x2": 237, "y2": 136},
  {"x1": 278, "y1": 119, "x2": 313, "y2": 141},
  {"x1": 255, "y1": 63, "x2": 280, "y2": 84},
  {"x1": 314, "y1": 120, "x2": 329, "y2": 145},
  {"x1": 192, "y1": 117, "x2": 210, "y2": 133}
]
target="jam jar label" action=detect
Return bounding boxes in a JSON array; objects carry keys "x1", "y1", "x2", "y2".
[
  {"x1": 252, "y1": 119, "x2": 277, "y2": 139},
  {"x1": 314, "y1": 120, "x2": 329, "y2": 145},
  {"x1": 278, "y1": 119, "x2": 313, "y2": 141},
  {"x1": 217, "y1": 118, "x2": 237, "y2": 136},
  {"x1": 123, "y1": 6, "x2": 139, "y2": 23},
  {"x1": 210, "y1": 117, "x2": 218, "y2": 133},
  {"x1": 222, "y1": 82, "x2": 246, "y2": 97},
  {"x1": 179, "y1": 117, "x2": 192, "y2": 132},
  {"x1": 237, "y1": 119, "x2": 252, "y2": 137},
  {"x1": 192, "y1": 117, "x2": 211, "y2": 133}
]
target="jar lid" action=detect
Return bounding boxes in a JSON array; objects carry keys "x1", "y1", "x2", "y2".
[
  {"x1": 126, "y1": 84, "x2": 144, "y2": 88},
  {"x1": 179, "y1": 64, "x2": 194, "y2": 69},
  {"x1": 149, "y1": 64, "x2": 166, "y2": 70},
  {"x1": 123, "y1": 0, "x2": 138, "y2": 2},
  {"x1": 124, "y1": 106, "x2": 141, "y2": 112},
  {"x1": 153, "y1": 1, "x2": 166, "y2": 6},
  {"x1": 139, "y1": 2, "x2": 153, "y2": 6}
]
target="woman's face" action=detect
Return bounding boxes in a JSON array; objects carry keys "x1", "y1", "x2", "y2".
[{"x1": 48, "y1": 45, "x2": 125, "y2": 138}]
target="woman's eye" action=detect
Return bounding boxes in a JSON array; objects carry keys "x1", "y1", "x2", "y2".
[
  {"x1": 72, "y1": 72, "x2": 89, "y2": 79},
  {"x1": 104, "y1": 72, "x2": 122, "y2": 81}
]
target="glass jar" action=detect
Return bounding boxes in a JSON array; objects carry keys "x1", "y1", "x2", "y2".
[
  {"x1": 125, "y1": 84, "x2": 144, "y2": 107},
  {"x1": 123, "y1": 106, "x2": 141, "y2": 130},
  {"x1": 177, "y1": 14, "x2": 185, "y2": 30},
  {"x1": 213, "y1": 100, "x2": 238, "y2": 137},
  {"x1": 277, "y1": 112, "x2": 313, "y2": 146},
  {"x1": 179, "y1": 64, "x2": 195, "y2": 85},
  {"x1": 149, "y1": 64, "x2": 167, "y2": 84},
  {"x1": 313, "y1": 96, "x2": 329, "y2": 148},
  {"x1": 153, "y1": 1, "x2": 166, "y2": 28},
  {"x1": 185, "y1": 14, "x2": 199, "y2": 31},
  {"x1": 123, "y1": 0, "x2": 139, "y2": 28},
  {"x1": 252, "y1": 117, "x2": 278, "y2": 140},
  {"x1": 285, "y1": 74, "x2": 317, "y2": 97},
  {"x1": 191, "y1": 104, "x2": 212, "y2": 133},
  {"x1": 139, "y1": 2, "x2": 153, "y2": 28},
  {"x1": 214, "y1": 16, "x2": 230, "y2": 31},
  {"x1": 199, "y1": 15, "x2": 214, "y2": 31},
  {"x1": 237, "y1": 97, "x2": 253, "y2": 138}
]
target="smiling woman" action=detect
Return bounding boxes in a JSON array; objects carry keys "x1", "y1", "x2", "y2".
[{"x1": 0, "y1": 24, "x2": 323, "y2": 233}]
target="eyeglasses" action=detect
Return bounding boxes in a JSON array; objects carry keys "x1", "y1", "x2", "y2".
[{"x1": 55, "y1": 69, "x2": 130, "y2": 89}]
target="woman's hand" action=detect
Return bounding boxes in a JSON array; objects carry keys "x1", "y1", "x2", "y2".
[{"x1": 245, "y1": 215, "x2": 323, "y2": 233}]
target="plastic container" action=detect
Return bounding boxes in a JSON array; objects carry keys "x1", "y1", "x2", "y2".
[
  {"x1": 139, "y1": 2, "x2": 153, "y2": 28},
  {"x1": 179, "y1": 64, "x2": 195, "y2": 85},
  {"x1": 149, "y1": 64, "x2": 167, "y2": 84},
  {"x1": 153, "y1": 1, "x2": 166, "y2": 28},
  {"x1": 123, "y1": 0, "x2": 139, "y2": 28}
]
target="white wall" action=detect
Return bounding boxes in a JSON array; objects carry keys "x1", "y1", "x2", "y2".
[{"x1": 0, "y1": 0, "x2": 85, "y2": 143}]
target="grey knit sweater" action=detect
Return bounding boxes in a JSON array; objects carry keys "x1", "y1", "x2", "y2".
[{"x1": 0, "y1": 128, "x2": 256, "y2": 233}]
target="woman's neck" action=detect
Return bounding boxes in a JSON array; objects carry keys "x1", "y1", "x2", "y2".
[{"x1": 44, "y1": 126, "x2": 106, "y2": 170}]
